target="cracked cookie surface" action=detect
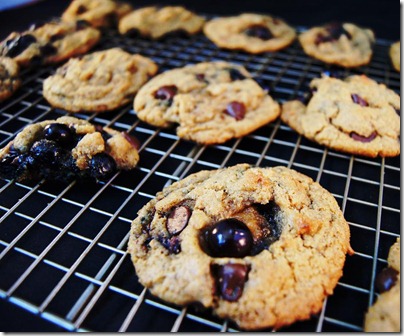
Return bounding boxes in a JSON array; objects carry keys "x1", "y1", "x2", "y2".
[
  {"x1": 281, "y1": 75, "x2": 400, "y2": 157},
  {"x1": 299, "y1": 22, "x2": 374, "y2": 67},
  {"x1": 134, "y1": 61, "x2": 280, "y2": 144},
  {"x1": 43, "y1": 48, "x2": 158, "y2": 113},
  {"x1": 128, "y1": 164, "x2": 353, "y2": 330},
  {"x1": 389, "y1": 41, "x2": 400, "y2": 72},
  {"x1": 204, "y1": 13, "x2": 295, "y2": 54},
  {"x1": 0, "y1": 57, "x2": 21, "y2": 102},
  {"x1": 365, "y1": 238, "x2": 400, "y2": 332}
]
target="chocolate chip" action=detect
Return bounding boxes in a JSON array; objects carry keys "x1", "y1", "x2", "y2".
[
  {"x1": 166, "y1": 205, "x2": 191, "y2": 235},
  {"x1": 122, "y1": 132, "x2": 141, "y2": 150},
  {"x1": 376, "y1": 266, "x2": 398, "y2": 293},
  {"x1": 5, "y1": 34, "x2": 37, "y2": 57},
  {"x1": 224, "y1": 101, "x2": 246, "y2": 121},
  {"x1": 77, "y1": 5, "x2": 87, "y2": 14},
  {"x1": 244, "y1": 24, "x2": 273, "y2": 40},
  {"x1": 157, "y1": 236, "x2": 181, "y2": 254},
  {"x1": 228, "y1": 68, "x2": 246, "y2": 81},
  {"x1": 350, "y1": 131, "x2": 377, "y2": 142},
  {"x1": 154, "y1": 85, "x2": 178, "y2": 101},
  {"x1": 351, "y1": 94, "x2": 369, "y2": 107},
  {"x1": 211, "y1": 263, "x2": 250, "y2": 302}
]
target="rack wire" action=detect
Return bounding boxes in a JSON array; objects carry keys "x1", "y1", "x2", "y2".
[{"x1": 0, "y1": 25, "x2": 400, "y2": 332}]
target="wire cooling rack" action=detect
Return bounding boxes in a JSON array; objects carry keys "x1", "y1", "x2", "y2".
[{"x1": 0, "y1": 24, "x2": 400, "y2": 332}]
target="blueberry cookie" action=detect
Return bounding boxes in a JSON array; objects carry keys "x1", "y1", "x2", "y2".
[
  {"x1": 299, "y1": 22, "x2": 374, "y2": 67},
  {"x1": 43, "y1": 48, "x2": 158, "y2": 113},
  {"x1": 389, "y1": 41, "x2": 400, "y2": 72},
  {"x1": 0, "y1": 19, "x2": 100, "y2": 68},
  {"x1": 128, "y1": 164, "x2": 353, "y2": 330},
  {"x1": 364, "y1": 238, "x2": 400, "y2": 332},
  {"x1": 118, "y1": 6, "x2": 205, "y2": 39},
  {"x1": 281, "y1": 74, "x2": 400, "y2": 157},
  {"x1": 0, "y1": 57, "x2": 21, "y2": 102},
  {"x1": 134, "y1": 61, "x2": 280, "y2": 144},
  {"x1": 62, "y1": 0, "x2": 133, "y2": 28},
  {"x1": 203, "y1": 13, "x2": 296, "y2": 54},
  {"x1": 0, "y1": 116, "x2": 140, "y2": 182}
]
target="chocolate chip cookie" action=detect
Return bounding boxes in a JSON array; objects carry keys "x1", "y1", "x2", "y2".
[
  {"x1": 0, "y1": 116, "x2": 140, "y2": 182},
  {"x1": 203, "y1": 13, "x2": 296, "y2": 54},
  {"x1": 0, "y1": 57, "x2": 21, "y2": 102},
  {"x1": 364, "y1": 238, "x2": 400, "y2": 332},
  {"x1": 118, "y1": 6, "x2": 205, "y2": 39},
  {"x1": 134, "y1": 61, "x2": 280, "y2": 145},
  {"x1": 128, "y1": 164, "x2": 353, "y2": 330},
  {"x1": 299, "y1": 22, "x2": 375, "y2": 67},
  {"x1": 62, "y1": 0, "x2": 133, "y2": 28},
  {"x1": 389, "y1": 41, "x2": 400, "y2": 72},
  {"x1": 43, "y1": 48, "x2": 158, "y2": 113},
  {"x1": 281, "y1": 74, "x2": 400, "y2": 157},
  {"x1": 0, "y1": 19, "x2": 100, "y2": 68}
]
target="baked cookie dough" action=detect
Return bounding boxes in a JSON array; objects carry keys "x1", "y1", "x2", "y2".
[
  {"x1": 118, "y1": 6, "x2": 205, "y2": 39},
  {"x1": 203, "y1": 13, "x2": 296, "y2": 54},
  {"x1": 364, "y1": 238, "x2": 400, "y2": 332},
  {"x1": 281, "y1": 74, "x2": 400, "y2": 157},
  {"x1": 0, "y1": 19, "x2": 100, "y2": 67},
  {"x1": 134, "y1": 61, "x2": 280, "y2": 144},
  {"x1": 389, "y1": 41, "x2": 400, "y2": 72},
  {"x1": 62, "y1": 0, "x2": 133, "y2": 28},
  {"x1": 43, "y1": 48, "x2": 158, "y2": 113},
  {"x1": 299, "y1": 22, "x2": 374, "y2": 67},
  {"x1": 0, "y1": 116, "x2": 140, "y2": 182},
  {"x1": 0, "y1": 57, "x2": 21, "y2": 102},
  {"x1": 128, "y1": 164, "x2": 353, "y2": 330}
]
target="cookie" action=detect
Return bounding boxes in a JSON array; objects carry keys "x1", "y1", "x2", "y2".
[
  {"x1": 134, "y1": 61, "x2": 280, "y2": 144},
  {"x1": 281, "y1": 74, "x2": 400, "y2": 157},
  {"x1": 0, "y1": 116, "x2": 140, "y2": 182},
  {"x1": 364, "y1": 238, "x2": 400, "y2": 332},
  {"x1": 62, "y1": 0, "x2": 133, "y2": 28},
  {"x1": 118, "y1": 6, "x2": 205, "y2": 39},
  {"x1": 128, "y1": 164, "x2": 353, "y2": 330},
  {"x1": 43, "y1": 48, "x2": 158, "y2": 113},
  {"x1": 203, "y1": 13, "x2": 296, "y2": 54},
  {"x1": 0, "y1": 19, "x2": 100, "y2": 67},
  {"x1": 0, "y1": 57, "x2": 21, "y2": 102},
  {"x1": 389, "y1": 41, "x2": 400, "y2": 72},
  {"x1": 299, "y1": 22, "x2": 375, "y2": 67}
]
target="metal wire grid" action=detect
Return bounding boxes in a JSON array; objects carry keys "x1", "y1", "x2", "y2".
[{"x1": 0, "y1": 26, "x2": 400, "y2": 332}]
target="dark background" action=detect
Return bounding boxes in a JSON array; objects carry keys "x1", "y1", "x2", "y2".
[{"x1": 0, "y1": 0, "x2": 400, "y2": 41}]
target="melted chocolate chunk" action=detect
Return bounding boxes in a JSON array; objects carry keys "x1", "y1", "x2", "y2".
[
  {"x1": 224, "y1": 101, "x2": 246, "y2": 121},
  {"x1": 5, "y1": 34, "x2": 37, "y2": 57},
  {"x1": 315, "y1": 22, "x2": 352, "y2": 45},
  {"x1": 122, "y1": 132, "x2": 141, "y2": 150},
  {"x1": 376, "y1": 267, "x2": 398, "y2": 293},
  {"x1": 351, "y1": 93, "x2": 369, "y2": 107},
  {"x1": 166, "y1": 205, "x2": 191, "y2": 235},
  {"x1": 244, "y1": 24, "x2": 273, "y2": 40},
  {"x1": 211, "y1": 263, "x2": 250, "y2": 302},
  {"x1": 350, "y1": 131, "x2": 377, "y2": 143},
  {"x1": 154, "y1": 85, "x2": 178, "y2": 104}
]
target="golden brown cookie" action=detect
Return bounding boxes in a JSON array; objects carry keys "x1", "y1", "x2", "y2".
[
  {"x1": 43, "y1": 48, "x2": 158, "y2": 113},
  {"x1": 128, "y1": 164, "x2": 353, "y2": 330},
  {"x1": 299, "y1": 22, "x2": 374, "y2": 67},
  {"x1": 389, "y1": 41, "x2": 400, "y2": 72},
  {"x1": 281, "y1": 74, "x2": 400, "y2": 157},
  {"x1": 204, "y1": 13, "x2": 296, "y2": 53},
  {"x1": 0, "y1": 57, "x2": 21, "y2": 102}
]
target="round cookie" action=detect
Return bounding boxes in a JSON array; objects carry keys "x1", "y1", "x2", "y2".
[
  {"x1": 128, "y1": 164, "x2": 353, "y2": 330},
  {"x1": 389, "y1": 41, "x2": 400, "y2": 72},
  {"x1": 0, "y1": 19, "x2": 100, "y2": 67},
  {"x1": 364, "y1": 238, "x2": 400, "y2": 332},
  {"x1": 203, "y1": 13, "x2": 296, "y2": 54},
  {"x1": 0, "y1": 116, "x2": 140, "y2": 182},
  {"x1": 62, "y1": 0, "x2": 133, "y2": 28},
  {"x1": 0, "y1": 57, "x2": 21, "y2": 102},
  {"x1": 299, "y1": 22, "x2": 374, "y2": 67},
  {"x1": 118, "y1": 6, "x2": 205, "y2": 39},
  {"x1": 281, "y1": 74, "x2": 400, "y2": 158},
  {"x1": 43, "y1": 48, "x2": 158, "y2": 113},
  {"x1": 134, "y1": 61, "x2": 280, "y2": 145}
]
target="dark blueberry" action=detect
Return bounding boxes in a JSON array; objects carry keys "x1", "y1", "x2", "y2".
[
  {"x1": 30, "y1": 139, "x2": 65, "y2": 167},
  {"x1": 0, "y1": 149, "x2": 20, "y2": 178},
  {"x1": 350, "y1": 131, "x2": 377, "y2": 143},
  {"x1": 376, "y1": 267, "x2": 398, "y2": 293},
  {"x1": 200, "y1": 218, "x2": 253, "y2": 258},
  {"x1": 5, "y1": 34, "x2": 37, "y2": 57},
  {"x1": 351, "y1": 93, "x2": 369, "y2": 107},
  {"x1": 44, "y1": 123, "x2": 76, "y2": 148},
  {"x1": 224, "y1": 101, "x2": 246, "y2": 121},
  {"x1": 40, "y1": 43, "x2": 57, "y2": 57},
  {"x1": 157, "y1": 235, "x2": 181, "y2": 254},
  {"x1": 154, "y1": 85, "x2": 178, "y2": 104},
  {"x1": 244, "y1": 24, "x2": 273, "y2": 40},
  {"x1": 228, "y1": 68, "x2": 246, "y2": 81},
  {"x1": 253, "y1": 202, "x2": 282, "y2": 247},
  {"x1": 211, "y1": 263, "x2": 250, "y2": 302},
  {"x1": 88, "y1": 153, "x2": 117, "y2": 181}
]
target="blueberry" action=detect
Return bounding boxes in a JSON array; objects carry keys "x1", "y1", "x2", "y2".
[
  {"x1": 43, "y1": 123, "x2": 75, "y2": 148},
  {"x1": 5, "y1": 34, "x2": 37, "y2": 57},
  {"x1": 244, "y1": 25, "x2": 273, "y2": 40},
  {"x1": 200, "y1": 218, "x2": 253, "y2": 258},
  {"x1": 89, "y1": 153, "x2": 117, "y2": 181},
  {"x1": 30, "y1": 139, "x2": 65, "y2": 167}
]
